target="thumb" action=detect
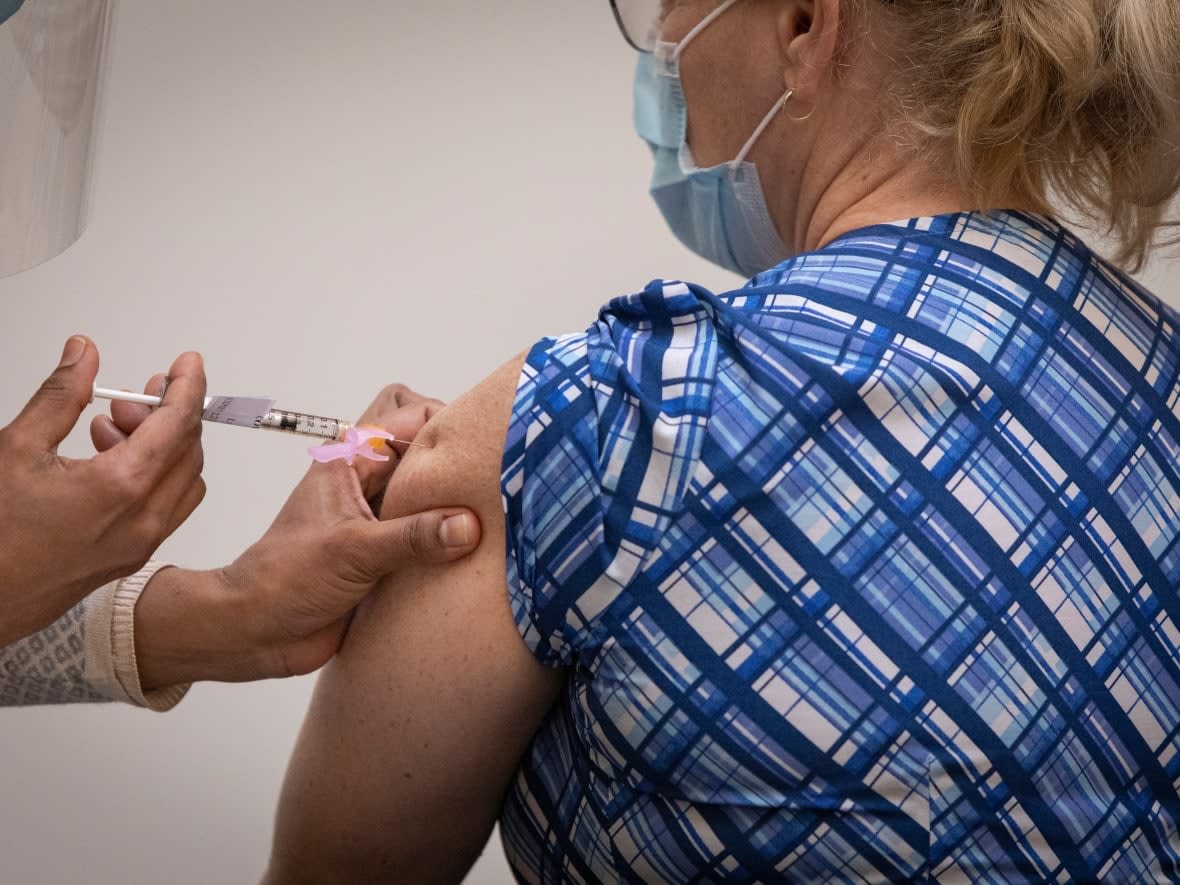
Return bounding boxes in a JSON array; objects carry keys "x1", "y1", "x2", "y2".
[
  {"x1": 350, "y1": 508, "x2": 481, "y2": 576},
  {"x1": 10, "y1": 336, "x2": 99, "y2": 451}
]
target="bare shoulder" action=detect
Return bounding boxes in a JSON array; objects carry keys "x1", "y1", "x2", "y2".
[{"x1": 378, "y1": 352, "x2": 527, "y2": 520}]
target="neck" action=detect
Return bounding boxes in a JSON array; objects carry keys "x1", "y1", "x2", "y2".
[{"x1": 782, "y1": 129, "x2": 1027, "y2": 257}]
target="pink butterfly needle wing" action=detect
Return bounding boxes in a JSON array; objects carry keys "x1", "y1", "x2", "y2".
[{"x1": 308, "y1": 426, "x2": 396, "y2": 466}]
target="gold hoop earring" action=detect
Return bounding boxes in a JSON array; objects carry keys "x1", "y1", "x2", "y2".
[{"x1": 782, "y1": 88, "x2": 816, "y2": 123}]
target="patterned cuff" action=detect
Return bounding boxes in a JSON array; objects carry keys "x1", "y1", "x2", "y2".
[{"x1": 83, "y1": 562, "x2": 191, "y2": 711}]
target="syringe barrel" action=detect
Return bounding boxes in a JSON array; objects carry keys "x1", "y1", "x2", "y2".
[{"x1": 257, "y1": 410, "x2": 352, "y2": 441}]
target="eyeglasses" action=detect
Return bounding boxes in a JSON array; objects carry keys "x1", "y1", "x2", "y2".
[{"x1": 609, "y1": 0, "x2": 663, "y2": 54}]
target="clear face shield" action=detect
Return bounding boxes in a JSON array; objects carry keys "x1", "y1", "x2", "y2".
[{"x1": 0, "y1": 0, "x2": 112, "y2": 277}]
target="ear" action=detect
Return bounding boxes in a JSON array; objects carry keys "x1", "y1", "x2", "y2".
[{"x1": 778, "y1": 0, "x2": 841, "y2": 97}]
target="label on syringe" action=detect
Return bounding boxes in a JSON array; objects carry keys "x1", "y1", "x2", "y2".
[{"x1": 202, "y1": 395, "x2": 275, "y2": 428}]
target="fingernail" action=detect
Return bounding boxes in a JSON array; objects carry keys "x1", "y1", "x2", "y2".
[
  {"x1": 60, "y1": 336, "x2": 86, "y2": 367},
  {"x1": 439, "y1": 514, "x2": 471, "y2": 547}
]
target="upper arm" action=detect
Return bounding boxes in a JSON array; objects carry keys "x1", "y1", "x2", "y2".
[{"x1": 265, "y1": 355, "x2": 563, "y2": 885}]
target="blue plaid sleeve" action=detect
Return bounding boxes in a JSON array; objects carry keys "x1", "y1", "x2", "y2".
[
  {"x1": 501, "y1": 281, "x2": 721, "y2": 667},
  {"x1": 499, "y1": 212, "x2": 1180, "y2": 883},
  {"x1": 502, "y1": 329, "x2": 608, "y2": 666}
]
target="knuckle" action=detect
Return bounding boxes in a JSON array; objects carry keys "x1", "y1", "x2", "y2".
[
  {"x1": 145, "y1": 373, "x2": 168, "y2": 397},
  {"x1": 103, "y1": 463, "x2": 160, "y2": 513},
  {"x1": 370, "y1": 383, "x2": 410, "y2": 417},
  {"x1": 188, "y1": 477, "x2": 208, "y2": 512},
  {"x1": 189, "y1": 443, "x2": 206, "y2": 476},
  {"x1": 34, "y1": 372, "x2": 88, "y2": 414},
  {"x1": 358, "y1": 384, "x2": 410, "y2": 427},
  {"x1": 399, "y1": 515, "x2": 430, "y2": 560},
  {"x1": 166, "y1": 403, "x2": 204, "y2": 439},
  {"x1": 104, "y1": 463, "x2": 144, "y2": 504},
  {"x1": 381, "y1": 383, "x2": 411, "y2": 403},
  {"x1": 184, "y1": 408, "x2": 205, "y2": 435},
  {"x1": 36, "y1": 372, "x2": 73, "y2": 404}
]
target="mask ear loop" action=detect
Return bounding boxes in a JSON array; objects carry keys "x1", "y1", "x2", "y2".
[
  {"x1": 669, "y1": 0, "x2": 744, "y2": 61},
  {"x1": 733, "y1": 88, "x2": 795, "y2": 166}
]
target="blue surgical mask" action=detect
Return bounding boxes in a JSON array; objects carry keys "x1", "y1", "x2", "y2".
[{"x1": 633, "y1": 0, "x2": 790, "y2": 277}]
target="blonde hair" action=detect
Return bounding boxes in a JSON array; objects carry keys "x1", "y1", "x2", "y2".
[{"x1": 863, "y1": 0, "x2": 1180, "y2": 270}]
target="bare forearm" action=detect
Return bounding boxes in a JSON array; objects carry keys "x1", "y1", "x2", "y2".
[
  {"x1": 266, "y1": 359, "x2": 561, "y2": 881},
  {"x1": 133, "y1": 567, "x2": 257, "y2": 690}
]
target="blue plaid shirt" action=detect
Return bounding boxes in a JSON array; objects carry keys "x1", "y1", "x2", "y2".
[{"x1": 499, "y1": 211, "x2": 1180, "y2": 883}]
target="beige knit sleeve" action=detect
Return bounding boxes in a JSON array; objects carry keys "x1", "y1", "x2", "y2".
[
  {"x1": 0, "y1": 563, "x2": 191, "y2": 710},
  {"x1": 82, "y1": 562, "x2": 191, "y2": 711}
]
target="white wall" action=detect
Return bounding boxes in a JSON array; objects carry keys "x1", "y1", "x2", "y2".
[
  {"x1": 0, "y1": 3, "x2": 1176, "y2": 884},
  {"x1": 0, "y1": 3, "x2": 730, "y2": 882}
]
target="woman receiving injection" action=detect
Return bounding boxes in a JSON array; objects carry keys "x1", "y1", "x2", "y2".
[{"x1": 0, "y1": 336, "x2": 479, "y2": 708}]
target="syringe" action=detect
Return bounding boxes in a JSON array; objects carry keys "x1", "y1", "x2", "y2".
[
  {"x1": 92, "y1": 385, "x2": 407, "y2": 444},
  {"x1": 255, "y1": 408, "x2": 350, "y2": 441}
]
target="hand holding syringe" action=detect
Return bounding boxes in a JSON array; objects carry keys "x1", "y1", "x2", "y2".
[{"x1": 92, "y1": 384, "x2": 427, "y2": 464}]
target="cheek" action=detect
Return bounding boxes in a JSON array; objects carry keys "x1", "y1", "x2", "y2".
[
  {"x1": 679, "y1": 61, "x2": 730, "y2": 163},
  {"x1": 657, "y1": 0, "x2": 714, "y2": 43},
  {"x1": 681, "y1": 34, "x2": 785, "y2": 166},
  {"x1": 679, "y1": 46, "x2": 764, "y2": 167}
]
